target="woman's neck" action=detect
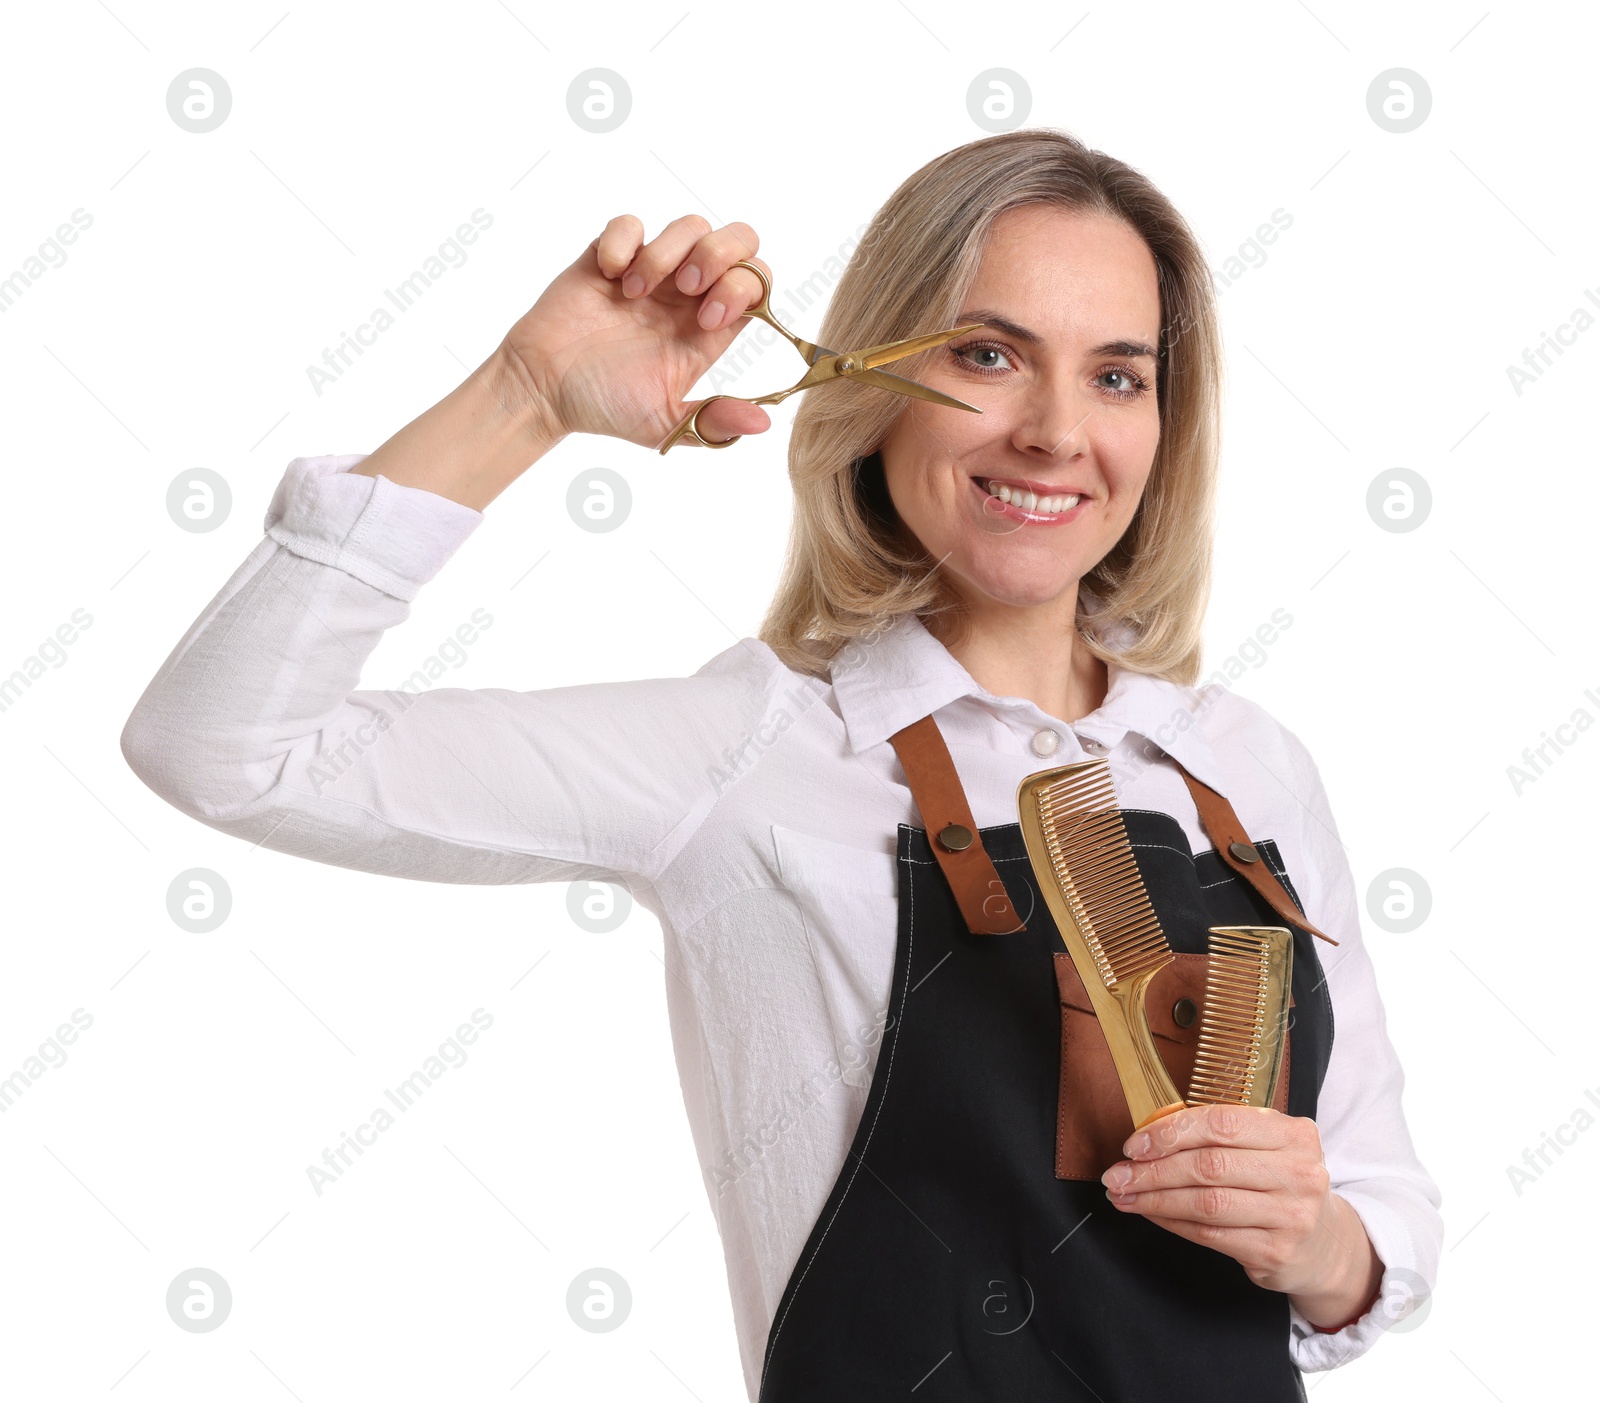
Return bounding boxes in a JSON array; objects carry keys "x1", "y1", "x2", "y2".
[{"x1": 927, "y1": 590, "x2": 1110, "y2": 725}]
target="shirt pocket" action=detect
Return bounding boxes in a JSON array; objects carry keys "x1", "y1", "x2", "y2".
[{"x1": 770, "y1": 824, "x2": 899, "y2": 1090}]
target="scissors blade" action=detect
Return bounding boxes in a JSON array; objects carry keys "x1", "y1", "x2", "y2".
[
  {"x1": 850, "y1": 322, "x2": 989, "y2": 371},
  {"x1": 790, "y1": 322, "x2": 990, "y2": 397},
  {"x1": 851, "y1": 366, "x2": 981, "y2": 412}
]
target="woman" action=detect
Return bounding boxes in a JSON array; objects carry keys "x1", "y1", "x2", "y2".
[{"x1": 121, "y1": 129, "x2": 1441, "y2": 1399}]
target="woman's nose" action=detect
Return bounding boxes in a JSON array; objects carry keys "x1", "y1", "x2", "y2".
[{"x1": 1013, "y1": 384, "x2": 1093, "y2": 458}]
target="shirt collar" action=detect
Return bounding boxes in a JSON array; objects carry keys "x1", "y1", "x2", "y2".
[{"x1": 828, "y1": 610, "x2": 1229, "y2": 795}]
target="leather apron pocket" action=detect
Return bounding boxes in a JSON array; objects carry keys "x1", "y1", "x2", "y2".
[{"x1": 1053, "y1": 952, "x2": 1293, "y2": 1181}]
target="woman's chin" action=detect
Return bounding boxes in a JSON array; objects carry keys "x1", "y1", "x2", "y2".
[{"x1": 940, "y1": 553, "x2": 1083, "y2": 612}]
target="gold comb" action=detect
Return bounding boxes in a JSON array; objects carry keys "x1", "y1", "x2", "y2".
[
  {"x1": 1186, "y1": 925, "x2": 1293, "y2": 1110},
  {"x1": 1017, "y1": 760, "x2": 1185, "y2": 1129}
]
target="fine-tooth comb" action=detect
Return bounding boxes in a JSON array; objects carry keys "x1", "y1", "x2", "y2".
[
  {"x1": 1017, "y1": 759, "x2": 1185, "y2": 1129},
  {"x1": 1186, "y1": 925, "x2": 1294, "y2": 1110}
]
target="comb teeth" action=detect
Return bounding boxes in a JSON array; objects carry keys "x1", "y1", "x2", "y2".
[
  {"x1": 1031, "y1": 763, "x2": 1170, "y2": 989},
  {"x1": 1188, "y1": 929, "x2": 1278, "y2": 1105}
]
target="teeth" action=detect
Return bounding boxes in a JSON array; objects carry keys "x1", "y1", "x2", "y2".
[{"x1": 985, "y1": 480, "x2": 1081, "y2": 514}]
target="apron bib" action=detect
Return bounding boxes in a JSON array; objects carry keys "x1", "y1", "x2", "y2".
[{"x1": 758, "y1": 716, "x2": 1334, "y2": 1401}]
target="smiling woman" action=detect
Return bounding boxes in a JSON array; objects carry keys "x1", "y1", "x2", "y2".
[
  {"x1": 885, "y1": 207, "x2": 1167, "y2": 657},
  {"x1": 763, "y1": 141, "x2": 1220, "y2": 703},
  {"x1": 121, "y1": 127, "x2": 1440, "y2": 1403}
]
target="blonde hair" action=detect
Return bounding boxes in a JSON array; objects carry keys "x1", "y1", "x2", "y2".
[{"x1": 757, "y1": 127, "x2": 1222, "y2": 686}]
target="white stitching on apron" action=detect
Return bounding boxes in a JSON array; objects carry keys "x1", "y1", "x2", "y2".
[{"x1": 761, "y1": 832, "x2": 920, "y2": 1390}]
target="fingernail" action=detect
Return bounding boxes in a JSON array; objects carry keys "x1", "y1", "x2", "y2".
[
  {"x1": 1125, "y1": 1132, "x2": 1151, "y2": 1158},
  {"x1": 700, "y1": 299, "x2": 725, "y2": 329},
  {"x1": 622, "y1": 273, "x2": 644, "y2": 297},
  {"x1": 680, "y1": 264, "x2": 702, "y2": 293},
  {"x1": 1101, "y1": 1164, "x2": 1132, "y2": 1191}
]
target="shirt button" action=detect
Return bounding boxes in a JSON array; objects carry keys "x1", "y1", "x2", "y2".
[
  {"x1": 1031, "y1": 728, "x2": 1062, "y2": 757},
  {"x1": 1079, "y1": 735, "x2": 1108, "y2": 755}
]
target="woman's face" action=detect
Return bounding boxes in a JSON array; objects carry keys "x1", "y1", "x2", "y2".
[{"x1": 878, "y1": 203, "x2": 1164, "y2": 613}]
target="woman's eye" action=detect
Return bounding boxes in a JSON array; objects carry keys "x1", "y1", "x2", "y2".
[
  {"x1": 1098, "y1": 367, "x2": 1149, "y2": 398},
  {"x1": 953, "y1": 341, "x2": 1015, "y2": 373}
]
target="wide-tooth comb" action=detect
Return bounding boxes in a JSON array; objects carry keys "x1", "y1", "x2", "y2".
[
  {"x1": 1187, "y1": 925, "x2": 1294, "y2": 1109},
  {"x1": 1017, "y1": 759, "x2": 1185, "y2": 1129}
]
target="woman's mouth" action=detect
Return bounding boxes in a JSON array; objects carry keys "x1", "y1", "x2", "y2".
[{"x1": 971, "y1": 475, "x2": 1088, "y2": 524}]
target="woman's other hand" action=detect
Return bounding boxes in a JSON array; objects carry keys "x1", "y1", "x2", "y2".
[
  {"x1": 503, "y1": 214, "x2": 775, "y2": 450},
  {"x1": 1099, "y1": 1104, "x2": 1386, "y2": 1329}
]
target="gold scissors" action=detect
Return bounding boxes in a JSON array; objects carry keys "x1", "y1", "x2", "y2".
[{"x1": 657, "y1": 259, "x2": 986, "y2": 453}]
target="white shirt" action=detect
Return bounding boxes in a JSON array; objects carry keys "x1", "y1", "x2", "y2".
[{"x1": 121, "y1": 454, "x2": 1443, "y2": 1397}]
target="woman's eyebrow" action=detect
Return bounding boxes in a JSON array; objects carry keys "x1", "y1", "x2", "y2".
[
  {"x1": 958, "y1": 310, "x2": 1042, "y2": 344},
  {"x1": 1091, "y1": 339, "x2": 1159, "y2": 360},
  {"x1": 958, "y1": 309, "x2": 1158, "y2": 360}
]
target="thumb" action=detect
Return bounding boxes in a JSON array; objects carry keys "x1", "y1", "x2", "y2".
[{"x1": 672, "y1": 397, "x2": 772, "y2": 446}]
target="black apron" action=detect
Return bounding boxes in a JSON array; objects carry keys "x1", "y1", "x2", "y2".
[{"x1": 758, "y1": 717, "x2": 1334, "y2": 1401}]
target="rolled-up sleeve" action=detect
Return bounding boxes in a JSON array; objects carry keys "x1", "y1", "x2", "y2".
[{"x1": 1278, "y1": 728, "x2": 1443, "y2": 1370}]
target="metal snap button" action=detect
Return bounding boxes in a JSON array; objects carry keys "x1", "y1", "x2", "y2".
[
  {"x1": 1031, "y1": 728, "x2": 1061, "y2": 757},
  {"x1": 1172, "y1": 997, "x2": 1197, "y2": 1028},
  {"x1": 1228, "y1": 840, "x2": 1259, "y2": 864},
  {"x1": 937, "y1": 823, "x2": 974, "y2": 852}
]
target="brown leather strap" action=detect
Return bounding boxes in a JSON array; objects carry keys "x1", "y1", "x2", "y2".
[
  {"x1": 888, "y1": 715, "x2": 1025, "y2": 935},
  {"x1": 1171, "y1": 760, "x2": 1338, "y2": 946}
]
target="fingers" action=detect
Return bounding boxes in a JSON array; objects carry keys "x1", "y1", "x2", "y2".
[
  {"x1": 694, "y1": 253, "x2": 768, "y2": 330},
  {"x1": 1122, "y1": 1104, "x2": 1309, "y2": 1161},
  {"x1": 1107, "y1": 1183, "x2": 1286, "y2": 1231},
  {"x1": 1140, "y1": 1215, "x2": 1280, "y2": 1263},
  {"x1": 593, "y1": 214, "x2": 646, "y2": 279},
  {"x1": 669, "y1": 224, "x2": 764, "y2": 328},
  {"x1": 670, "y1": 220, "x2": 759, "y2": 295},
  {"x1": 613, "y1": 213, "x2": 713, "y2": 297},
  {"x1": 596, "y1": 214, "x2": 764, "y2": 329},
  {"x1": 1103, "y1": 1144, "x2": 1299, "y2": 1197}
]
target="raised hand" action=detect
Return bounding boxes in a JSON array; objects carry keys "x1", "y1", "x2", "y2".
[{"x1": 502, "y1": 214, "x2": 775, "y2": 450}]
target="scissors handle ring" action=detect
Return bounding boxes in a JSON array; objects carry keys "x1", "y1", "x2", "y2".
[
  {"x1": 657, "y1": 395, "x2": 742, "y2": 452},
  {"x1": 657, "y1": 261, "x2": 777, "y2": 453},
  {"x1": 727, "y1": 259, "x2": 773, "y2": 322}
]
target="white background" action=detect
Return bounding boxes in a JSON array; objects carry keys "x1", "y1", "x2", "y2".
[{"x1": 1, "y1": 0, "x2": 1593, "y2": 1398}]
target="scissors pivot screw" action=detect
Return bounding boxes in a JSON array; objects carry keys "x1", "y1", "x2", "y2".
[{"x1": 656, "y1": 260, "x2": 986, "y2": 454}]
